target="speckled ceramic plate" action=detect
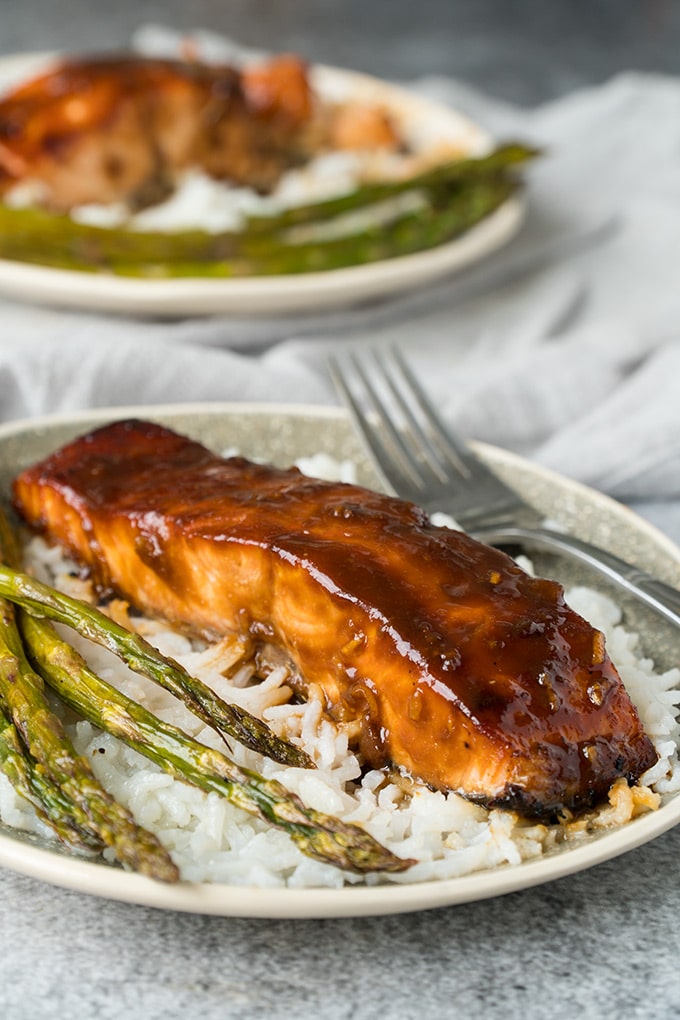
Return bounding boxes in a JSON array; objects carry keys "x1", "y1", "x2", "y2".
[
  {"x1": 0, "y1": 403, "x2": 678, "y2": 918},
  {"x1": 0, "y1": 53, "x2": 524, "y2": 317}
]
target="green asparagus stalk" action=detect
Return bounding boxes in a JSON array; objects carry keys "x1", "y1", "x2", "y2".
[
  {"x1": 22, "y1": 613, "x2": 412, "y2": 874},
  {"x1": 0, "y1": 142, "x2": 536, "y2": 276},
  {"x1": 0, "y1": 560, "x2": 312, "y2": 769},
  {"x1": 137, "y1": 176, "x2": 517, "y2": 278},
  {"x1": 238, "y1": 177, "x2": 516, "y2": 275},
  {"x1": 0, "y1": 600, "x2": 179, "y2": 880},
  {"x1": 0, "y1": 176, "x2": 515, "y2": 277},
  {"x1": 0, "y1": 702, "x2": 105, "y2": 852},
  {"x1": 0, "y1": 513, "x2": 175, "y2": 873},
  {"x1": 0, "y1": 517, "x2": 104, "y2": 852},
  {"x1": 242, "y1": 141, "x2": 538, "y2": 232}
]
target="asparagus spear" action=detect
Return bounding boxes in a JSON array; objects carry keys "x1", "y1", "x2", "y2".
[
  {"x1": 0, "y1": 176, "x2": 514, "y2": 277},
  {"x1": 0, "y1": 600, "x2": 179, "y2": 880},
  {"x1": 22, "y1": 613, "x2": 412, "y2": 874},
  {"x1": 0, "y1": 142, "x2": 535, "y2": 276},
  {"x1": 238, "y1": 177, "x2": 516, "y2": 276},
  {"x1": 242, "y1": 141, "x2": 538, "y2": 232},
  {"x1": 0, "y1": 516, "x2": 105, "y2": 852},
  {"x1": 0, "y1": 175, "x2": 509, "y2": 273},
  {"x1": 0, "y1": 701, "x2": 104, "y2": 852},
  {"x1": 0, "y1": 561, "x2": 312, "y2": 769},
  {"x1": 0, "y1": 514, "x2": 175, "y2": 873}
]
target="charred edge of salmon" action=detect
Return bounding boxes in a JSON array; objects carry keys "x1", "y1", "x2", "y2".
[{"x1": 480, "y1": 766, "x2": 651, "y2": 822}]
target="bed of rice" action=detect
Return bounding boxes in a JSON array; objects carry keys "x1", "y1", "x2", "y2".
[{"x1": 1, "y1": 452, "x2": 679, "y2": 889}]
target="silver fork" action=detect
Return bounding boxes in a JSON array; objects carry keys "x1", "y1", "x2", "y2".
[{"x1": 329, "y1": 346, "x2": 680, "y2": 628}]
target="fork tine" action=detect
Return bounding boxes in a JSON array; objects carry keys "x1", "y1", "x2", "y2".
[
  {"x1": 328, "y1": 353, "x2": 428, "y2": 500},
  {"x1": 350, "y1": 350, "x2": 432, "y2": 485},
  {"x1": 387, "y1": 346, "x2": 496, "y2": 486},
  {"x1": 331, "y1": 345, "x2": 516, "y2": 521},
  {"x1": 379, "y1": 349, "x2": 469, "y2": 486}
]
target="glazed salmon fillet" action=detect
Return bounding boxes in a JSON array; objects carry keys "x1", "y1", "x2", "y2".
[
  {"x1": 12, "y1": 419, "x2": 657, "y2": 819},
  {"x1": 0, "y1": 54, "x2": 316, "y2": 209},
  {"x1": 0, "y1": 53, "x2": 401, "y2": 212}
]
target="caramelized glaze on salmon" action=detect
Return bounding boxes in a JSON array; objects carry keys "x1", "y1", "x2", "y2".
[{"x1": 12, "y1": 419, "x2": 657, "y2": 819}]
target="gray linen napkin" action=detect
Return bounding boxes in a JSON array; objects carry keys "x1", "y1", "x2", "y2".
[{"x1": 0, "y1": 63, "x2": 679, "y2": 514}]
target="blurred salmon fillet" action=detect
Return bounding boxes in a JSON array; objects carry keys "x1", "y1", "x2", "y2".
[{"x1": 0, "y1": 53, "x2": 399, "y2": 211}]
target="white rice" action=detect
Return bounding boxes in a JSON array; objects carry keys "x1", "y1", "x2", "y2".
[{"x1": 1, "y1": 451, "x2": 678, "y2": 888}]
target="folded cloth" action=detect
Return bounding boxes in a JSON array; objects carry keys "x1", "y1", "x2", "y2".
[{"x1": 0, "y1": 43, "x2": 679, "y2": 530}]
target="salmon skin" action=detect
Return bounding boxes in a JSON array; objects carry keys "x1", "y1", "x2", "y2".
[{"x1": 12, "y1": 418, "x2": 657, "y2": 819}]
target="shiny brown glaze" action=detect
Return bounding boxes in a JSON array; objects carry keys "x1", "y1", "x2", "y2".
[
  {"x1": 12, "y1": 419, "x2": 657, "y2": 819},
  {"x1": 0, "y1": 54, "x2": 315, "y2": 209}
]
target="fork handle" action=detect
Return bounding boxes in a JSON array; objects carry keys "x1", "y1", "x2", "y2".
[{"x1": 472, "y1": 524, "x2": 680, "y2": 628}]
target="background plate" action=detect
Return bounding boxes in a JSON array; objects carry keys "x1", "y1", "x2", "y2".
[
  {"x1": 0, "y1": 402, "x2": 677, "y2": 918},
  {"x1": 0, "y1": 54, "x2": 524, "y2": 316}
]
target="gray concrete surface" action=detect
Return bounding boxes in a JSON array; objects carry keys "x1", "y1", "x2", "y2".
[{"x1": 2, "y1": 0, "x2": 680, "y2": 104}]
